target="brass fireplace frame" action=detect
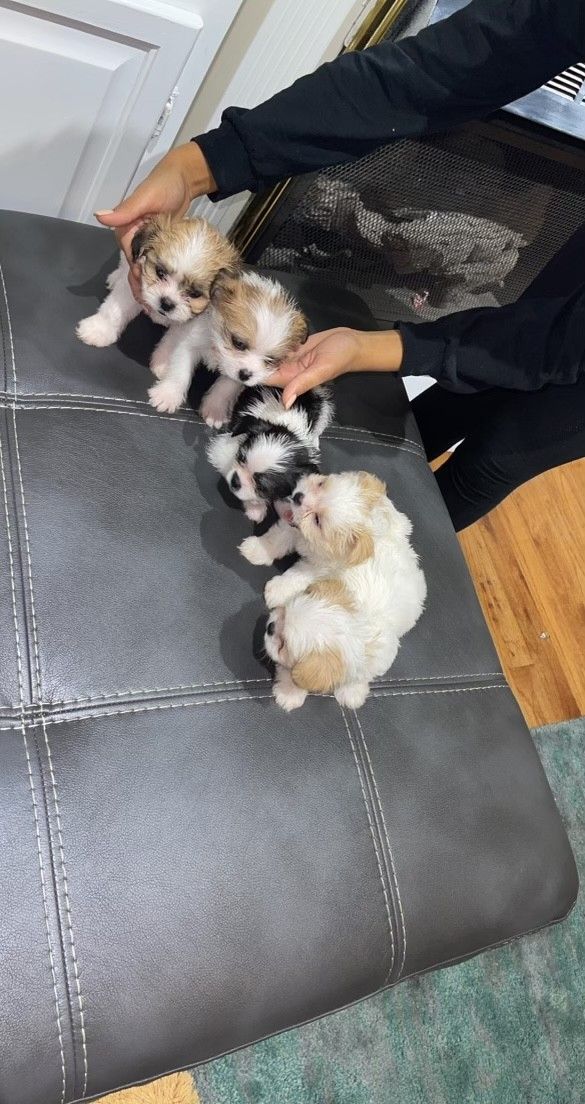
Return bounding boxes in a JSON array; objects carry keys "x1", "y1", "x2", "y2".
[{"x1": 228, "y1": 0, "x2": 410, "y2": 256}]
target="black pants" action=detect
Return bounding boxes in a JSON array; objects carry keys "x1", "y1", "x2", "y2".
[{"x1": 409, "y1": 234, "x2": 585, "y2": 531}]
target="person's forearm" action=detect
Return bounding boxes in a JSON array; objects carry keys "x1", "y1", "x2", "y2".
[
  {"x1": 196, "y1": 0, "x2": 581, "y2": 199},
  {"x1": 177, "y1": 143, "x2": 217, "y2": 199},
  {"x1": 350, "y1": 330, "x2": 404, "y2": 374}
]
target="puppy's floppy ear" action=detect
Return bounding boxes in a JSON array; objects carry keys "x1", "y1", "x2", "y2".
[
  {"x1": 210, "y1": 242, "x2": 242, "y2": 299},
  {"x1": 357, "y1": 471, "x2": 387, "y2": 506},
  {"x1": 291, "y1": 311, "x2": 310, "y2": 347},
  {"x1": 346, "y1": 525, "x2": 375, "y2": 567},
  {"x1": 210, "y1": 271, "x2": 240, "y2": 302},
  {"x1": 292, "y1": 646, "x2": 346, "y2": 693},
  {"x1": 130, "y1": 219, "x2": 158, "y2": 263}
]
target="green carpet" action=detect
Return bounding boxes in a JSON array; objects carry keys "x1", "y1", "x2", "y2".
[{"x1": 194, "y1": 718, "x2": 584, "y2": 1104}]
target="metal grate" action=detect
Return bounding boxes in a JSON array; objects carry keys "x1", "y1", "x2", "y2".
[
  {"x1": 255, "y1": 126, "x2": 585, "y2": 326},
  {"x1": 545, "y1": 63, "x2": 585, "y2": 101}
]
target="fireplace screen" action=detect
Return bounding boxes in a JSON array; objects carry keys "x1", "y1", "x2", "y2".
[{"x1": 251, "y1": 124, "x2": 585, "y2": 326}]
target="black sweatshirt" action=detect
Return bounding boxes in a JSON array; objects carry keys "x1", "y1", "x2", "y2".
[{"x1": 195, "y1": 0, "x2": 585, "y2": 392}]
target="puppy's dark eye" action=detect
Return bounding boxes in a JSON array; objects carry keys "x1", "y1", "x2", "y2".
[
  {"x1": 188, "y1": 286, "x2": 204, "y2": 299},
  {"x1": 155, "y1": 264, "x2": 168, "y2": 280},
  {"x1": 266, "y1": 621, "x2": 275, "y2": 636},
  {"x1": 264, "y1": 356, "x2": 277, "y2": 367},
  {"x1": 231, "y1": 334, "x2": 248, "y2": 352},
  {"x1": 314, "y1": 514, "x2": 321, "y2": 527}
]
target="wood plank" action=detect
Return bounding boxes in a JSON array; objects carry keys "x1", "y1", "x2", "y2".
[{"x1": 432, "y1": 454, "x2": 585, "y2": 728}]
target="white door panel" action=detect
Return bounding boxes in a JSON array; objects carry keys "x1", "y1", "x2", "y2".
[{"x1": 0, "y1": 1, "x2": 241, "y2": 222}]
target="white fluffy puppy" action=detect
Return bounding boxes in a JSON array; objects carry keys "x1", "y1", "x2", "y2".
[
  {"x1": 77, "y1": 215, "x2": 240, "y2": 411},
  {"x1": 259, "y1": 471, "x2": 426, "y2": 710},
  {"x1": 149, "y1": 270, "x2": 307, "y2": 417}
]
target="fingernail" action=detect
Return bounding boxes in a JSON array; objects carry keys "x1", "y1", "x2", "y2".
[
  {"x1": 285, "y1": 393, "x2": 296, "y2": 410},
  {"x1": 94, "y1": 209, "x2": 113, "y2": 217}
]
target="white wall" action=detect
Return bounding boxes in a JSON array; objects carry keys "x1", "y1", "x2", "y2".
[
  {"x1": 175, "y1": 0, "x2": 279, "y2": 145},
  {"x1": 176, "y1": 0, "x2": 365, "y2": 231}
]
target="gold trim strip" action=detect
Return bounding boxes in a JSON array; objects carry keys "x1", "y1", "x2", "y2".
[
  {"x1": 230, "y1": 179, "x2": 292, "y2": 256},
  {"x1": 345, "y1": 0, "x2": 410, "y2": 51},
  {"x1": 229, "y1": 0, "x2": 407, "y2": 256}
]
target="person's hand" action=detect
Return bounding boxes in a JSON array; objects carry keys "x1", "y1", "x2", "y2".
[
  {"x1": 269, "y1": 326, "x2": 404, "y2": 408},
  {"x1": 94, "y1": 143, "x2": 217, "y2": 302}
]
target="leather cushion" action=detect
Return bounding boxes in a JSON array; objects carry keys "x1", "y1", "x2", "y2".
[{"x1": 0, "y1": 211, "x2": 577, "y2": 1104}]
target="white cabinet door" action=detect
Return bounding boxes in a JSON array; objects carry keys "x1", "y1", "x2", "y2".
[{"x1": 0, "y1": 0, "x2": 241, "y2": 222}]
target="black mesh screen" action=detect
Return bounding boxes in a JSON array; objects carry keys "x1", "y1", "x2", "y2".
[{"x1": 254, "y1": 126, "x2": 585, "y2": 325}]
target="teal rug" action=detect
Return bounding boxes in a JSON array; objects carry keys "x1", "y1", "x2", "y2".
[{"x1": 194, "y1": 719, "x2": 584, "y2": 1104}]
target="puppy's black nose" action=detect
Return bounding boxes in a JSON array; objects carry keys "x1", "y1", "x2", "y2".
[
  {"x1": 159, "y1": 297, "x2": 174, "y2": 313},
  {"x1": 292, "y1": 492, "x2": 304, "y2": 506},
  {"x1": 266, "y1": 620, "x2": 275, "y2": 636},
  {"x1": 238, "y1": 369, "x2": 252, "y2": 382},
  {"x1": 230, "y1": 472, "x2": 241, "y2": 491}
]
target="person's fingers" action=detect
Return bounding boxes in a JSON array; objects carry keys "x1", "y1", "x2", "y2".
[
  {"x1": 282, "y1": 359, "x2": 336, "y2": 408},
  {"x1": 95, "y1": 189, "x2": 151, "y2": 227},
  {"x1": 116, "y1": 222, "x2": 144, "y2": 266},
  {"x1": 284, "y1": 331, "x2": 325, "y2": 357},
  {"x1": 267, "y1": 359, "x2": 307, "y2": 388},
  {"x1": 96, "y1": 181, "x2": 163, "y2": 260},
  {"x1": 127, "y1": 264, "x2": 143, "y2": 304}
]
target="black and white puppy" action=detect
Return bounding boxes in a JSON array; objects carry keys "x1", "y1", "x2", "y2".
[{"x1": 206, "y1": 384, "x2": 333, "y2": 529}]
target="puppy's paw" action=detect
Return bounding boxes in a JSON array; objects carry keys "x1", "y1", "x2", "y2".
[
  {"x1": 274, "y1": 679, "x2": 307, "y2": 712},
  {"x1": 245, "y1": 501, "x2": 267, "y2": 523},
  {"x1": 199, "y1": 390, "x2": 231, "y2": 429},
  {"x1": 76, "y1": 314, "x2": 119, "y2": 347},
  {"x1": 239, "y1": 536, "x2": 274, "y2": 566},
  {"x1": 149, "y1": 350, "x2": 169, "y2": 380},
  {"x1": 148, "y1": 379, "x2": 185, "y2": 413},
  {"x1": 335, "y1": 682, "x2": 369, "y2": 709},
  {"x1": 264, "y1": 576, "x2": 289, "y2": 609}
]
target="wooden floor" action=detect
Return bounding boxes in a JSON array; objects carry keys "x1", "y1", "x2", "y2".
[{"x1": 439, "y1": 457, "x2": 585, "y2": 728}]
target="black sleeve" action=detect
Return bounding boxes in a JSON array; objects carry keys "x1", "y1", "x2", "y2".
[
  {"x1": 196, "y1": 0, "x2": 583, "y2": 200},
  {"x1": 398, "y1": 226, "x2": 585, "y2": 392}
]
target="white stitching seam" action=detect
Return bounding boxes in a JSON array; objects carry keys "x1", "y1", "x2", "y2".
[
  {"x1": 370, "y1": 684, "x2": 507, "y2": 699},
  {"x1": 1, "y1": 390, "x2": 154, "y2": 406},
  {"x1": 0, "y1": 403, "x2": 427, "y2": 457},
  {"x1": 32, "y1": 693, "x2": 275, "y2": 728},
  {"x1": 376, "y1": 671, "x2": 503, "y2": 683},
  {"x1": 4, "y1": 403, "x2": 201, "y2": 427},
  {"x1": 0, "y1": 432, "x2": 67, "y2": 1104},
  {"x1": 340, "y1": 708, "x2": 395, "y2": 980},
  {"x1": 0, "y1": 392, "x2": 425, "y2": 451},
  {"x1": 31, "y1": 676, "x2": 273, "y2": 707},
  {"x1": 9, "y1": 391, "x2": 156, "y2": 406},
  {"x1": 330, "y1": 423, "x2": 424, "y2": 450},
  {"x1": 0, "y1": 671, "x2": 504, "y2": 712},
  {"x1": 0, "y1": 683, "x2": 510, "y2": 733},
  {"x1": 22, "y1": 735, "x2": 69, "y2": 1104},
  {"x1": 1, "y1": 264, "x2": 89, "y2": 1098},
  {"x1": 323, "y1": 434, "x2": 425, "y2": 458},
  {"x1": 355, "y1": 712, "x2": 407, "y2": 980}
]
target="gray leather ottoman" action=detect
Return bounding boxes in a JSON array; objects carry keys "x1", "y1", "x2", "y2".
[{"x1": 0, "y1": 210, "x2": 577, "y2": 1104}]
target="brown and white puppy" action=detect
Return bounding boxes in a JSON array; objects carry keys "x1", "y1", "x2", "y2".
[
  {"x1": 243, "y1": 470, "x2": 384, "y2": 574},
  {"x1": 76, "y1": 215, "x2": 240, "y2": 410},
  {"x1": 264, "y1": 583, "x2": 365, "y2": 710},
  {"x1": 257, "y1": 471, "x2": 427, "y2": 709},
  {"x1": 143, "y1": 269, "x2": 308, "y2": 418},
  {"x1": 198, "y1": 272, "x2": 309, "y2": 428}
]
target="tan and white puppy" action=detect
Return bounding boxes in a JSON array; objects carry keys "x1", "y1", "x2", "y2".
[
  {"x1": 76, "y1": 215, "x2": 240, "y2": 411},
  {"x1": 148, "y1": 270, "x2": 308, "y2": 420},
  {"x1": 258, "y1": 471, "x2": 427, "y2": 709},
  {"x1": 264, "y1": 585, "x2": 368, "y2": 711}
]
